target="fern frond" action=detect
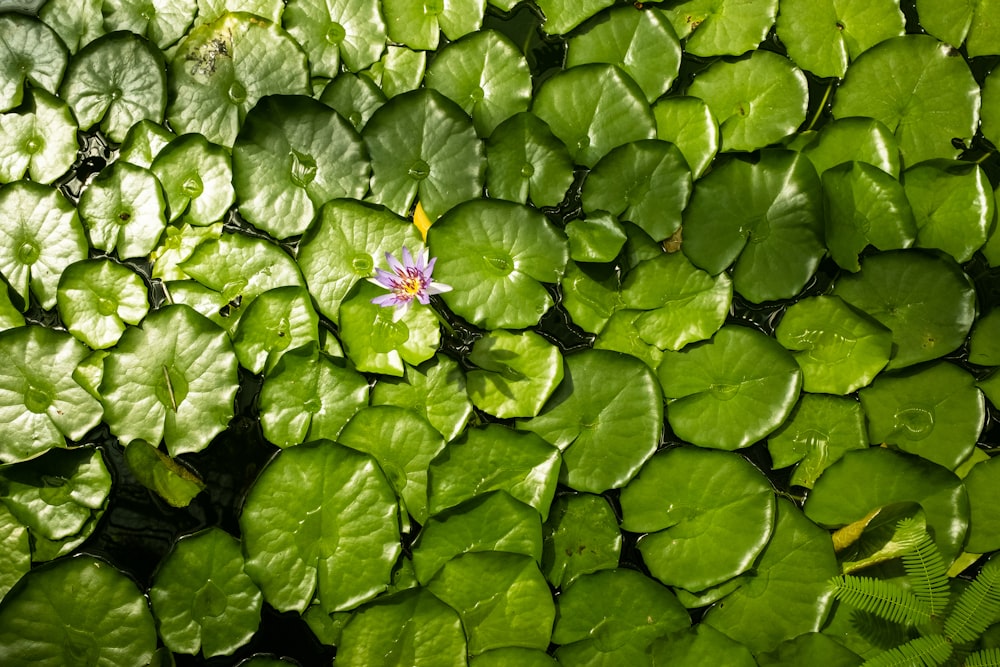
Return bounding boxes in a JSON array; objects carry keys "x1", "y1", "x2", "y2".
[
  {"x1": 896, "y1": 518, "x2": 950, "y2": 617},
  {"x1": 945, "y1": 556, "x2": 1000, "y2": 644},
  {"x1": 851, "y1": 609, "x2": 912, "y2": 650},
  {"x1": 861, "y1": 635, "x2": 952, "y2": 667},
  {"x1": 965, "y1": 648, "x2": 1000, "y2": 667},
  {"x1": 831, "y1": 575, "x2": 932, "y2": 626}
]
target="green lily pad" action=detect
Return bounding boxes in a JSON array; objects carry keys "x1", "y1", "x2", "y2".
[
  {"x1": 582, "y1": 140, "x2": 691, "y2": 242},
  {"x1": 197, "y1": 0, "x2": 284, "y2": 24},
  {"x1": 484, "y1": 111, "x2": 575, "y2": 208},
  {"x1": 428, "y1": 424, "x2": 560, "y2": 520},
  {"x1": 337, "y1": 588, "x2": 466, "y2": 667},
  {"x1": 652, "y1": 96, "x2": 718, "y2": 178},
  {"x1": 240, "y1": 440, "x2": 401, "y2": 613},
  {"x1": 123, "y1": 439, "x2": 205, "y2": 508},
  {"x1": 859, "y1": 361, "x2": 984, "y2": 471},
  {"x1": 681, "y1": 150, "x2": 825, "y2": 303},
  {"x1": 622, "y1": 447, "x2": 775, "y2": 591},
  {"x1": 0, "y1": 14, "x2": 67, "y2": 113},
  {"x1": 767, "y1": 394, "x2": 868, "y2": 489},
  {"x1": 917, "y1": 0, "x2": 1000, "y2": 56},
  {"x1": 963, "y1": 455, "x2": 1000, "y2": 553},
  {"x1": 970, "y1": 309, "x2": 1000, "y2": 366},
  {"x1": 233, "y1": 95, "x2": 369, "y2": 238},
  {"x1": 793, "y1": 116, "x2": 902, "y2": 178},
  {"x1": 427, "y1": 551, "x2": 554, "y2": 655},
  {"x1": 658, "y1": 325, "x2": 802, "y2": 450},
  {"x1": 283, "y1": 0, "x2": 386, "y2": 77},
  {"x1": 0, "y1": 283, "x2": 23, "y2": 331},
  {"x1": 831, "y1": 35, "x2": 980, "y2": 165},
  {"x1": 532, "y1": 63, "x2": 655, "y2": 168},
  {"x1": 775, "y1": 0, "x2": 905, "y2": 78},
  {"x1": 0, "y1": 326, "x2": 103, "y2": 463},
  {"x1": 79, "y1": 161, "x2": 168, "y2": 258},
  {"x1": 363, "y1": 88, "x2": 485, "y2": 220},
  {"x1": 59, "y1": 31, "x2": 166, "y2": 143},
  {"x1": 0, "y1": 555, "x2": 156, "y2": 665},
  {"x1": 566, "y1": 212, "x2": 627, "y2": 263},
  {"x1": 903, "y1": 160, "x2": 994, "y2": 263},
  {"x1": 370, "y1": 356, "x2": 472, "y2": 442},
  {"x1": 775, "y1": 295, "x2": 892, "y2": 394},
  {"x1": 467, "y1": 329, "x2": 563, "y2": 419},
  {"x1": 520, "y1": 349, "x2": 662, "y2": 492},
  {"x1": 703, "y1": 498, "x2": 839, "y2": 653},
  {"x1": 56, "y1": 259, "x2": 149, "y2": 350},
  {"x1": 149, "y1": 527, "x2": 261, "y2": 657},
  {"x1": 382, "y1": 0, "x2": 484, "y2": 50},
  {"x1": 831, "y1": 250, "x2": 977, "y2": 370},
  {"x1": 687, "y1": 50, "x2": 808, "y2": 152},
  {"x1": 0, "y1": 89, "x2": 77, "y2": 185},
  {"x1": 983, "y1": 69, "x2": 1000, "y2": 149},
  {"x1": 541, "y1": 492, "x2": 621, "y2": 589},
  {"x1": 319, "y1": 73, "x2": 387, "y2": 131},
  {"x1": 412, "y1": 491, "x2": 542, "y2": 584},
  {"x1": 151, "y1": 133, "x2": 235, "y2": 225},
  {"x1": 99, "y1": 304, "x2": 239, "y2": 456},
  {"x1": 118, "y1": 120, "x2": 176, "y2": 169},
  {"x1": 535, "y1": 0, "x2": 614, "y2": 35},
  {"x1": 663, "y1": 0, "x2": 777, "y2": 56},
  {"x1": 553, "y1": 568, "x2": 690, "y2": 661},
  {"x1": 232, "y1": 285, "x2": 319, "y2": 374},
  {"x1": 471, "y1": 648, "x2": 558, "y2": 667},
  {"x1": 362, "y1": 44, "x2": 426, "y2": 98},
  {"x1": 428, "y1": 199, "x2": 567, "y2": 329},
  {"x1": 567, "y1": 6, "x2": 681, "y2": 104},
  {"x1": 593, "y1": 309, "x2": 665, "y2": 370},
  {"x1": 426, "y1": 30, "x2": 531, "y2": 137},
  {"x1": 0, "y1": 504, "x2": 29, "y2": 600},
  {"x1": 167, "y1": 12, "x2": 310, "y2": 147},
  {"x1": 37, "y1": 0, "x2": 103, "y2": 54},
  {"x1": 804, "y1": 447, "x2": 969, "y2": 563},
  {"x1": 560, "y1": 260, "x2": 623, "y2": 335},
  {"x1": 102, "y1": 0, "x2": 198, "y2": 49},
  {"x1": 756, "y1": 632, "x2": 863, "y2": 667},
  {"x1": 0, "y1": 181, "x2": 88, "y2": 310},
  {"x1": 821, "y1": 161, "x2": 916, "y2": 272},
  {"x1": 258, "y1": 342, "x2": 368, "y2": 448},
  {"x1": 650, "y1": 624, "x2": 757, "y2": 666}
]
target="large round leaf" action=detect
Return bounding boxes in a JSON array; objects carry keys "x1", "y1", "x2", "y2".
[
  {"x1": 794, "y1": 116, "x2": 902, "y2": 178},
  {"x1": 56, "y1": 259, "x2": 149, "y2": 350},
  {"x1": 167, "y1": 12, "x2": 310, "y2": 147},
  {"x1": 231, "y1": 285, "x2": 320, "y2": 375},
  {"x1": 240, "y1": 441, "x2": 401, "y2": 613},
  {"x1": 649, "y1": 624, "x2": 757, "y2": 667},
  {"x1": 663, "y1": 0, "x2": 777, "y2": 56},
  {"x1": 319, "y1": 72, "x2": 386, "y2": 132},
  {"x1": 466, "y1": 329, "x2": 563, "y2": 418},
  {"x1": 233, "y1": 94, "x2": 369, "y2": 239},
  {"x1": 964, "y1": 456, "x2": 1000, "y2": 553},
  {"x1": 282, "y1": 0, "x2": 386, "y2": 77},
  {"x1": 917, "y1": 0, "x2": 1000, "y2": 57},
  {"x1": 0, "y1": 555, "x2": 156, "y2": 665},
  {"x1": 531, "y1": 63, "x2": 655, "y2": 168},
  {"x1": 0, "y1": 14, "x2": 67, "y2": 113},
  {"x1": 541, "y1": 492, "x2": 621, "y2": 589},
  {"x1": 0, "y1": 89, "x2": 78, "y2": 185},
  {"x1": 99, "y1": 304, "x2": 239, "y2": 456},
  {"x1": 519, "y1": 349, "x2": 662, "y2": 492},
  {"x1": 101, "y1": 0, "x2": 197, "y2": 49},
  {"x1": 484, "y1": 111, "x2": 575, "y2": 208},
  {"x1": 428, "y1": 199, "x2": 568, "y2": 329},
  {"x1": 151, "y1": 133, "x2": 235, "y2": 225},
  {"x1": 681, "y1": 150, "x2": 824, "y2": 303},
  {"x1": 79, "y1": 161, "x2": 167, "y2": 258},
  {"x1": 382, "y1": 0, "x2": 485, "y2": 49},
  {"x1": 831, "y1": 35, "x2": 980, "y2": 166},
  {"x1": 652, "y1": 96, "x2": 718, "y2": 178},
  {"x1": 363, "y1": 88, "x2": 485, "y2": 220},
  {"x1": 370, "y1": 356, "x2": 472, "y2": 442},
  {"x1": 621, "y1": 447, "x2": 775, "y2": 591},
  {"x1": 658, "y1": 325, "x2": 801, "y2": 450},
  {"x1": 0, "y1": 504, "x2": 29, "y2": 601}
]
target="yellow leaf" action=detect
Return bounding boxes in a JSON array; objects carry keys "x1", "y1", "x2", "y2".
[{"x1": 414, "y1": 201, "x2": 433, "y2": 241}]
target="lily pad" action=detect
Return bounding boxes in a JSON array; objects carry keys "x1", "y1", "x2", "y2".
[
  {"x1": 370, "y1": 356, "x2": 472, "y2": 441},
  {"x1": 0, "y1": 284, "x2": 23, "y2": 331},
  {"x1": 123, "y1": 439, "x2": 205, "y2": 509},
  {"x1": 663, "y1": 0, "x2": 777, "y2": 56},
  {"x1": 917, "y1": 0, "x2": 1000, "y2": 57},
  {"x1": 565, "y1": 212, "x2": 627, "y2": 263},
  {"x1": 233, "y1": 95, "x2": 369, "y2": 238},
  {"x1": 0, "y1": 504, "x2": 29, "y2": 600},
  {"x1": 859, "y1": 361, "x2": 984, "y2": 471},
  {"x1": 56, "y1": 259, "x2": 149, "y2": 350},
  {"x1": 756, "y1": 631, "x2": 863, "y2": 667},
  {"x1": 362, "y1": 44, "x2": 426, "y2": 98},
  {"x1": 484, "y1": 111, "x2": 575, "y2": 208},
  {"x1": 101, "y1": 0, "x2": 198, "y2": 48},
  {"x1": 79, "y1": 161, "x2": 168, "y2": 258},
  {"x1": 151, "y1": 133, "x2": 235, "y2": 225},
  {"x1": 467, "y1": 329, "x2": 563, "y2": 418},
  {"x1": 0, "y1": 14, "x2": 67, "y2": 113},
  {"x1": 0, "y1": 89, "x2": 77, "y2": 185},
  {"x1": 37, "y1": 0, "x2": 103, "y2": 53},
  {"x1": 118, "y1": 120, "x2": 175, "y2": 169},
  {"x1": 232, "y1": 285, "x2": 319, "y2": 374},
  {"x1": 983, "y1": 69, "x2": 1000, "y2": 149},
  {"x1": 0, "y1": 555, "x2": 156, "y2": 665},
  {"x1": 428, "y1": 198, "x2": 568, "y2": 329},
  {"x1": 658, "y1": 325, "x2": 802, "y2": 450},
  {"x1": 283, "y1": 0, "x2": 386, "y2": 77},
  {"x1": 793, "y1": 116, "x2": 902, "y2": 178},
  {"x1": 382, "y1": 0, "x2": 485, "y2": 50},
  {"x1": 652, "y1": 96, "x2": 718, "y2": 178},
  {"x1": 363, "y1": 87, "x2": 485, "y2": 220},
  {"x1": 99, "y1": 304, "x2": 239, "y2": 456},
  {"x1": 970, "y1": 309, "x2": 1000, "y2": 366},
  {"x1": 0, "y1": 181, "x2": 88, "y2": 310},
  {"x1": 258, "y1": 342, "x2": 368, "y2": 448},
  {"x1": 964, "y1": 455, "x2": 1000, "y2": 553},
  {"x1": 831, "y1": 250, "x2": 977, "y2": 370},
  {"x1": 0, "y1": 326, "x2": 103, "y2": 463},
  {"x1": 149, "y1": 530, "x2": 261, "y2": 659},
  {"x1": 560, "y1": 260, "x2": 623, "y2": 335},
  {"x1": 649, "y1": 623, "x2": 757, "y2": 667},
  {"x1": 775, "y1": 295, "x2": 892, "y2": 394},
  {"x1": 681, "y1": 150, "x2": 825, "y2": 303},
  {"x1": 167, "y1": 12, "x2": 310, "y2": 147},
  {"x1": 831, "y1": 35, "x2": 980, "y2": 165},
  {"x1": 532, "y1": 63, "x2": 654, "y2": 168},
  {"x1": 541, "y1": 492, "x2": 621, "y2": 589},
  {"x1": 197, "y1": 0, "x2": 284, "y2": 24},
  {"x1": 593, "y1": 309, "x2": 665, "y2": 370},
  {"x1": 535, "y1": 0, "x2": 614, "y2": 35},
  {"x1": 471, "y1": 648, "x2": 558, "y2": 667},
  {"x1": 319, "y1": 73, "x2": 387, "y2": 131},
  {"x1": 520, "y1": 349, "x2": 662, "y2": 492},
  {"x1": 621, "y1": 447, "x2": 775, "y2": 591}
]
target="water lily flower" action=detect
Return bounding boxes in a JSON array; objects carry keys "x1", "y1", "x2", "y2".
[{"x1": 369, "y1": 246, "x2": 452, "y2": 320}]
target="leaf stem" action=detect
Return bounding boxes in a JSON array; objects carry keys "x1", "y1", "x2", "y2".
[{"x1": 805, "y1": 82, "x2": 835, "y2": 133}]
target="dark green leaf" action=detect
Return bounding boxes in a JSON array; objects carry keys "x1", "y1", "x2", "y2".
[
  {"x1": 370, "y1": 356, "x2": 472, "y2": 441},
  {"x1": 903, "y1": 160, "x2": 993, "y2": 262},
  {"x1": 541, "y1": 492, "x2": 621, "y2": 589},
  {"x1": 664, "y1": 0, "x2": 777, "y2": 56},
  {"x1": 484, "y1": 111, "x2": 575, "y2": 208},
  {"x1": 652, "y1": 96, "x2": 718, "y2": 178},
  {"x1": 124, "y1": 439, "x2": 205, "y2": 508}
]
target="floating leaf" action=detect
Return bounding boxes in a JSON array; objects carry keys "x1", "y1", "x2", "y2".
[
  {"x1": 123, "y1": 439, "x2": 205, "y2": 508},
  {"x1": 283, "y1": 0, "x2": 386, "y2": 77},
  {"x1": 566, "y1": 212, "x2": 627, "y2": 264},
  {"x1": 428, "y1": 199, "x2": 568, "y2": 329},
  {"x1": 964, "y1": 455, "x2": 1000, "y2": 553},
  {"x1": 593, "y1": 309, "x2": 665, "y2": 370},
  {"x1": 0, "y1": 89, "x2": 77, "y2": 185},
  {"x1": 371, "y1": 356, "x2": 472, "y2": 441},
  {"x1": 383, "y1": 0, "x2": 485, "y2": 50},
  {"x1": 917, "y1": 0, "x2": 1000, "y2": 57},
  {"x1": 197, "y1": 0, "x2": 284, "y2": 24},
  {"x1": 102, "y1": 0, "x2": 198, "y2": 49},
  {"x1": 151, "y1": 133, "x2": 235, "y2": 225},
  {"x1": 80, "y1": 161, "x2": 168, "y2": 258},
  {"x1": 520, "y1": 349, "x2": 662, "y2": 492},
  {"x1": 621, "y1": 447, "x2": 775, "y2": 591},
  {"x1": 471, "y1": 648, "x2": 558, "y2": 667},
  {"x1": 37, "y1": 0, "x2": 103, "y2": 53},
  {"x1": 983, "y1": 69, "x2": 1000, "y2": 149},
  {"x1": 649, "y1": 624, "x2": 757, "y2": 666},
  {"x1": 0, "y1": 326, "x2": 103, "y2": 463},
  {"x1": 467, "y1": 329, "x2": 563, "y2": 419},
  {"x1": 100, "y1": 304, "x2": 239, "y2": 456},
  {"x1": 362, "y1": 44, "x2": 426, "y2": 98},
  {"x1": 663, "y1": 0, "x2": 777, "y2": 56},
  {"x1": 233, "y1": 95, "x2": 369, "y2": 238},
  {"x1": 56, "y1": 259, "x2": 149, "y2": 350},
  {"x1": 535, "y1": 0, "x2": 613, "y2": 35},
  {"x1": 793, "y1": 116, "x2": 902, "y2": 178},
  {"x1": 0, "y1": 555, "x2": 156, "y2": 665},
  {"x1": 970, "y1": 309, "x2": 1000, "y2": 366},
  {"x1": 484, "y1": 111, "x2": 575, "y2": 208},
  {"x1": 659, "y1": 325, "x2": 801, "y2": 450},
  {"x1": 319, "y1": 73, "x2": 386, "y2": 131},
  {"x1": 232, "y1": 285, "x2": 319, "y2": 374},
  {"x1": 118, "y1": 120, "x2": 175, "y2": 168},
  {"x1": 541, "y1": 492, "x2": 621, "y2": 589},
  {"x1": 560, "y1": 260, "x2": 622, "y2": 335},
  {"x1": 532, "y1": 63, "x2": 655, "y2": 168},
  {"x1": 0, "y1": 504, "x2": 29, "y2": 600},
  {"x1": 240, "y1": 441, "x2": 401, "y2": 613},
  {"x1": 652, "y1": 96, "x2": 718, "y2": 178},
  {"x1": 0, "y1": 284, "x2": 23, "y2": 331},
  {"x1": 0, "y1": 14, "x2": 67, "y2": 112},
  {"x1": 756, "y1": 632, "x2": 864, "y2": 667}
]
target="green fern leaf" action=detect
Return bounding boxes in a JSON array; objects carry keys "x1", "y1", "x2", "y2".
[
  {"x1": 945, "y1": 555, "x2": 1000, "y2": 644},
  {"x1": 897, "y1": 518, "x2": 950, "y2": 617},
  {"x1": 965, "y1": 648, "x2": 1000, "y2": 667},
  {"x1": 861, "y1": 635, "x2": 952, "y2": 667},
  {"x1": 831, "y1": 575, "x2": 932, "y2": 626}
]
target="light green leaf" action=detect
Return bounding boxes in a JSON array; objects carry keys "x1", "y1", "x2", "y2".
[
  {"x1": 917, "y1": 0, "x2": 1000, "y2": 56},
  {"x1": 101, "y1": 0, "x2": 198, "y2": 49},
  {"x1": 566, "y1": 212, "x2": 627, "y2": 263},
  {"x1": 541, "y1": 492, "x2": 621, "y2": 589},
  {"x1": 361, "y1": 44, "x2": 426, "y2": 98},
  {"x1": 471, "y1": 648, "x2": 559, "y2": 667},
  {"x1": 382, "y1": 0, "x2": 485, "y2": 49},
  {"x1": 232, "y1": 285, "x2": 319, "y2": 375},
  {"x1": 0, "y1": 283, "x2": 23, "y2": 331},
  {"x1": 56, "y1": 259, "x2": 149, "y2": 350},
  {"x1": 0, "y1": 89, "x2": 77, "y2": 185},
  {"x1": 319, "y1": 73, "x2": 387, "y2": 131},
  {"x1": 594, "y1": 309, "x2": 665, "y2": 370},
  {"x1": 283, "y1": 0, "x2": 386, "y2": 77},
  {"x1": 484, "y1": 111, "x2": 575, "y2": 208},
  {"x1": 118, "y1": 120, "x2": 176, "y2": 168},
  {"x1": 151, "y1": 133, "x2": 234, "y2": 226},
  {"x1": 197, "y1": 0, "x2": 284, "y2": 24},
  {"x1": 560, "y1": 260, "x2": 623, "y2": 335},
  {"x1": 149, "y1": 221, "x2": 222, "y2": 282},
  {"x1": 664, "y1": 0, "x2": 777, "y2": 56},
  {"x1": 37, "y1": 0, "x2": 104, "y2": 53},
  {"x1": 535, "y1": 0, "x2": 614, "y2": 35},
  {"x1": 467, "y1": 329, "x2": 563, "y2": 418},
  {"x1": 652, "y1": 96, "x2": 718, "y2": 178},
  {"x1": 123, "y1": 439, "x2": 205, "y2": 509},
  {"x1": 793, "y1": 116, "x2": 902, "y2": 178},
  {"x1": 371, "y1": 356, "x2": 472, "y2": 442},
  {"x1": 0, "y1": 504, "x2": 29, "y2": 601},
  {"x1": 79, "y1": 161, "x2": 168, "y2": 258},
  {"x1": 0, "y1": 14, "x2": 67, "y2": 112}
]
